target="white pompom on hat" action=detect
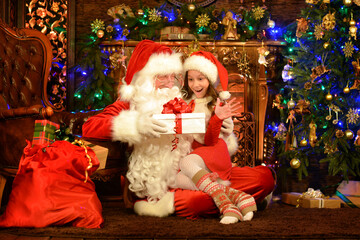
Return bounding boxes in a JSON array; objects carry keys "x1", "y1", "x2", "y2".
[
  {"x1": 119, "y1": 40, "x2": 183, "y2": 101},
  {"x1": 183, "y1": 51, "x2": 231, "y2": 100}
]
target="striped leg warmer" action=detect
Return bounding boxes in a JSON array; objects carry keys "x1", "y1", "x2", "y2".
[{"x1": 192, "y1": 169, "x2": 243, "y2": 221}]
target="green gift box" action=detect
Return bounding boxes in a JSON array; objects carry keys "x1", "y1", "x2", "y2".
[{"x1": 32, "y1": 120, "x2": 60, "y2": 146}]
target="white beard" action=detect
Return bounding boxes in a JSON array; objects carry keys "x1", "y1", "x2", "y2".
[{"x1": 126, "y1": 83, "x2": 193, "y2": 202}]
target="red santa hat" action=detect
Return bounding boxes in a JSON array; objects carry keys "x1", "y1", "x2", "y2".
[
  {"x1": 120, "y1": 40, "x2": 183, "y2": 101},
  {"x1": 183, "y1": 51, "x2": 231, "y2": 100}
]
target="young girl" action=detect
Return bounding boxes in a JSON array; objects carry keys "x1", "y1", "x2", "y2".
[{"x1": 175, "y1": 51, "x2": 257, "y2": 224}]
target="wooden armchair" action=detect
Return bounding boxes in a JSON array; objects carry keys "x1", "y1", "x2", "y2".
[{"x1": 0, "y1": 20, "x2": 128, "y2": 207}]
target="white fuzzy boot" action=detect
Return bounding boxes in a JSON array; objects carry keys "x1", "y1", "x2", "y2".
[{"x1": 133, "y1": 191, "x2": 175, "y2": 217}]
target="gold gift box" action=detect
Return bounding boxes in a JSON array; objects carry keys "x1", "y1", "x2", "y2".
[
  {"x1": 282, "y1": 192, "x2": 341, "y2": 208},
  {"x1": 83, "y1": 141, "x2": 108, "y2": 170}
]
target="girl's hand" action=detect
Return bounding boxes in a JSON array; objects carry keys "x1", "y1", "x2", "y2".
[{"x1": 214, "y1": 98, "x2": 241, "y2": 120}]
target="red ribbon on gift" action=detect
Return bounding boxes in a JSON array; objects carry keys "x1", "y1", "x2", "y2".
[
  {"x1": 161, "y1": 98, "x2": 195, "y2": 151},
  {"x1": 162, "y1": 97, "x2": 194, "y2": 114}
]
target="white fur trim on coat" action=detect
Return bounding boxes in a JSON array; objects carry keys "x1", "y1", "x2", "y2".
[
  {"x1": 183, "y1": 55, "x2": 218, "y2": 85},
  {"x1": 139, "y1": 52, "x2": 183, "y2": 79},
  {"x1": 111, "y1": 110, "x2": 141, "y2": 144}
]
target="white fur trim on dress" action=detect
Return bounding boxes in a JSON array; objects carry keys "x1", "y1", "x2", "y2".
[
  {"x1": 225, "y1": 133, "x2": 239, "y2": 156},
  {"x1": 134, "y1": 191, "x2": 175, "y2": 217},
  {"x1": 111, "y1": 110, "x2": 141, "y2": 144},
  {"x1": 183, "y1": 55, "x2": 218, "y2": 85}
]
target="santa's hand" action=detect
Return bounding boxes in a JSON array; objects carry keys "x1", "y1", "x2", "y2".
[
  {"x1": 137, "y1": 115, "x2": 167, "y2": 138},
  {"x1": 221, "y1": 117, "x2": 234, "y2": 138}
]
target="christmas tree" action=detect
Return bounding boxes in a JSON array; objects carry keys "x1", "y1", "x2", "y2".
[{"x1": 275, "y1": 0, "x2": 360, "y2": 182}]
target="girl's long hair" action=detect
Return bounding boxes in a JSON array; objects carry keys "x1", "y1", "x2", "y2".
[{"x1": 182, "y1": 71, "x2": 218, "y2": 112}]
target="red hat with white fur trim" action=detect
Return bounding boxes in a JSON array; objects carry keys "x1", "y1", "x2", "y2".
[
  {"x1": 183, "y1": 51, "x2": 231, "y2": 100},
  {"x1": 119, "y1": 40, "x2": 183, "y2": 101}
]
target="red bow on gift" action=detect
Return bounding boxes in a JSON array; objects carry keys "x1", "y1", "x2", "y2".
[
  {"x1": 162, "y1": 97, "x2": 194, "y2": 114},
  {"x1": 161, "y1": 98, "x2": 195, "y2": 151}
]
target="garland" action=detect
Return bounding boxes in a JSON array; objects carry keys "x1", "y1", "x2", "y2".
[{"x1": 73, "y1": 2, "x2": 279, "y2": 111}]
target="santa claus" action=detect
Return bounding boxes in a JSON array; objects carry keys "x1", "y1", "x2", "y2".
[{"x1": 82, "y1": 40, "x2": 275, "y2": 220}]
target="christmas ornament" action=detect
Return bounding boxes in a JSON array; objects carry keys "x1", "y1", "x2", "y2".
[
  {"x1": 137, "y1": 9, "x2": 144, "y2": 16},
  {"x1": 148, "y1": 8, "x2": 161, "y2": 22},
  {"x1": 96, "y1": 29, "x2": 104, "y2": 38},
  {"x1": 252, "y1": 6, "x2": 265, "y2": 20},
  {"x1": 345, "y1": 129, "x2": 354, "y2": 139},
  {"x1": 323, "y1": 42, "x2": 330, "y2": 48},
  {"x1": 195, "y1": 13, "x2": 210, "y2": 28},
  {"x1": 306, "y1": 0, "x2": 320, "y2": 4},
  {"x1": 109, "y1": 52, "x2": 127, "y2": 69},
  {"x1": 310, "y1": 65, "x2": 330, "y2": 82},
  {"x1": 309, "y1": 121, "x2": 317, "y2": 147},
  {"x1": 222, "y1": 11, "x2": 239, "y2": 40},
  {"x1": 272, "y1": 94, "x2": 283, "y2": 110},
  {"x1": 346, "y1": 108, "x2": 360, "y2": 125},
  {"x1": 287, "y1": 98, "x2": 296, "y2": 109},
  {"x1": 286, "y1": 110, "x2": 296, "y2": 133},
  {"x1": 236, "y1": 52, "x2": 251, "y2": 78},
  {"x1": 290, "y1": 158, "x2": 301, "y2": 169},
  {"x1": 354, "y1": 129, "x2": 360, "y2": 146},
  {"x1": 107, "y1": 4, "x2": 135, "y2": 19},
  {"x1": 257, "y1": 45, "x2": 269, "y2": 66},
  {"x1": 267, "y1": 19, "x2": 275, "y2": 28},
  {"x1": 304, "y1": 82, "x2": 312, "y2": 90},
  {"x1": 324, "y1": 142, "x2": 339, "y2": 154},
  {"x1": 350, "y1": 79, "x2": 360, "y2": 89},
  {"x1": 275, "y1": 123, "x2": 287, "y2": 141},
  {"x1": 343, "y1": 41, "x2": 354, "y2": 58},
  {"x1": 349, "y1": 19, "x2": 357, "y2": 40},
  {"x1": 336, "y1": 129, "x2": 344, "y2": 138},
  {"x1": 212, "y1": 9, "x2": 221, "y2": 18},
  {"x1": 323, "y1": 0, "x2": 330, "y2": 3},
  {"x1": 325, "y1": 92, "x2": 333, "y2": 101},
  {"x1": 106, "y1": 25, "x2": 114, "y2": 33},
  {"x1": 188, "y1": 3, "x2": 196, "y2": 12},
  {"x1": 343, "y1": 86, "x2": 350, "y2": 93},
  {"x1": 282, "y1": 64, "x2": 293, "y2": 82},
  {"x1": 314, "y1": 24, "x2": 324, "y2": 40},
  {"x1": 343, "y1": 0, "x2": 352, "y2": 6},
  {"x1": 326, "y1": 104, "x2": 341, "y2": 124},
  {"x1": 352, "y1": 60, "x2": 360, "y2": 77},
  {"x1": 122, "y1": 29, "x2": 129, "y2": 36},
  {"x1": 322, "y1": 12, "x2": 336, "y2": 30},
  {"x1": 354, "y1": 0, "x2": 360, "y2": 6},
  {"x1": 296, "y1": 18, "x2": 309, "y2": 38},
  {"x1": 295, "y1": 99, "x2": 311, "y2": 115},
  {"x1": 91, "y1": 19, "x2": 105, "y2": 33},
  {"x1": 210, "y1": 22, "x2": 218, "y2": 31},
  {"x1": 300, "y1": 138, "x2": 308, "y2": 147}
]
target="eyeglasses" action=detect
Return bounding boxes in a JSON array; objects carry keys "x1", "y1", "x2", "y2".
[{"x1": 155, "y1": 74, "x2": 183, "y2": 89}]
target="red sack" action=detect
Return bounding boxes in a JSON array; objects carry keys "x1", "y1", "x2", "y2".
[{"x1": 0, "y1": 140, "x2": 104, "y2": 228}]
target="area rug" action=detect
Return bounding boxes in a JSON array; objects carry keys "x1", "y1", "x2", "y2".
[{"x1": 1, "y1": 201, "x2": 360, "y2": 239}]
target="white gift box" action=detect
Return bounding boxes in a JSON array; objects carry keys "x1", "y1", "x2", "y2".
[{"x1": 153, "y1": 113, "x2": 205, "y2": 134}]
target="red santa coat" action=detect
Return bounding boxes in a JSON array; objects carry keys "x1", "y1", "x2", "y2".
[{"x1": 82, "y1": 100, "x2": 275, "y2": 219}]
